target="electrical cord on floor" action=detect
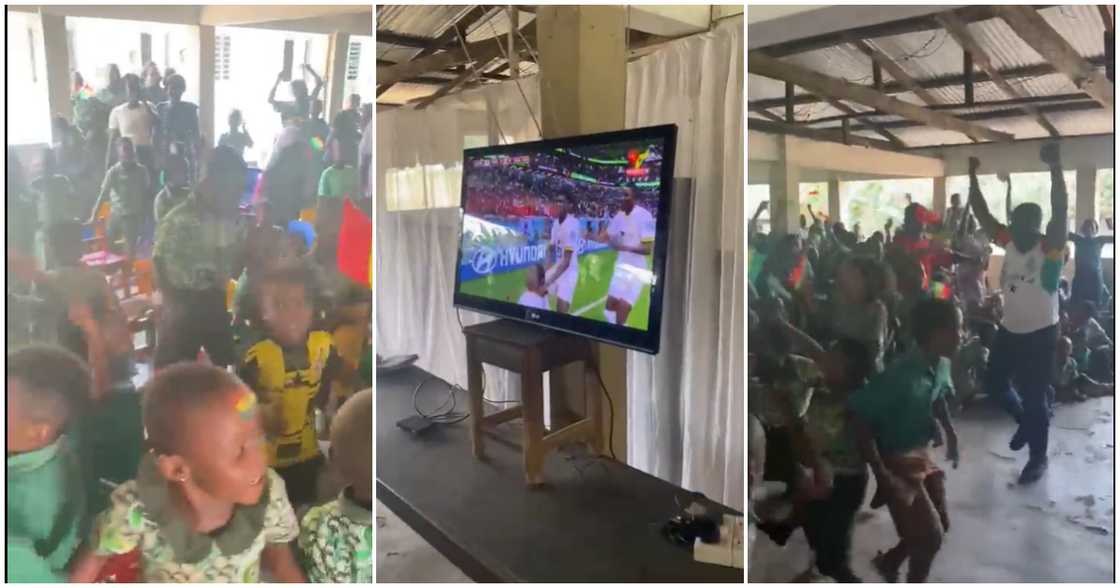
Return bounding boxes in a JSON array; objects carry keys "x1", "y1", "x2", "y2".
[
  {"x1": 587, "y1": 354, "x2": 619, "y2": 462},
  {"x1": 412, "y1": 376, "x2": 470, "y2": 425}
]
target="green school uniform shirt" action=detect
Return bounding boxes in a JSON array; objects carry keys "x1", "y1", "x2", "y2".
[
  {"x1": 101, "y1": 162, "x2": 151, "y2": 218},
  {"x1": 298, "y1": 489, "x2": 373, "y2": 583},
  {"x1": 6, "y1": 435, "x2": 88, "y2": 582},
  {"x1": 153, "y1": 192, "x2": 245, "y2": 292},
  {"x1": 318, "y1": 165, "x2": 359, "y2": 199},
  {"x1": 848, "y1": 350, "x2": 953, "y2": 455}
]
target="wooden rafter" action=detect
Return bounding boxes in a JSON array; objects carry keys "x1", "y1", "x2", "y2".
[
  {"x1": 377, "y1": 31, "x2": 438, "y2": 50},
  {"x1": 414, "y1": 57, "x2": 497, "y2": 109},
  {"x1": 850, "y1": 39, "x2": 940, "y2": 105},
  {"x1": 805, "y1": 92, "x2": 1091, "y2": 124},
  {"x1": 936, "y1": 10, "x2": 1060, "y2": 137},
  {"x1": 378, "y1": 24, "x2": 535, "y2": 87},
  {"x1": 819, "y1": 97, "x2": 907, "y2": 148},
  {"x1": 1099, "y1": 5, "x2": 1114, "y2": 32},
  {"x1": 748, "y1": 51, "x2": 1013, "y2": 142},
  {"x1": 749, "y1": 118, "x2": 899, "y2": 151},
  {"x1": 377, "y1": 6, "x2": 497, "y2": 97},
  {"x1": 842, "y1": 99, "x2": 1101, "y2": 134},
  {"x1": 750, "y1": 56, "x2": 1108, "y2": 112},
  {"x1": 995, "y1": 5, "x2": 1113, "y2": 110}
]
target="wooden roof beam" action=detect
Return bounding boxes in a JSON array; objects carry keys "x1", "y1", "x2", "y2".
[
  {"x1": 378, "y1": 24, "x2": 535, "y2": 87},
  {"x1": 850, "y1": 39, "x2": 940, "y2": 105},
  {"x1": 377, "y1": 6, "x2": 497, "y2": 97},
  {"x1": 749, "y1": 56, "x2": 1108, "y2": 111},
  {"x1": 936, "y1": 10, "x2": 1060, "y2": 137},
  {"x1": 748, "y1": 51, "x2": 1013, "y2": 142},
  {"x1": 413, "y1": 57, "x2": 498, "y2": 109},
  {"x1": 749, "y1": 118, "x2": 900, "y2": 151},
  {"x1": 995, "y1": 5, "x2": 1113, "y2": 110},
  {"x1": 820, "y1": 96, "x2": 908, "y2": 148},
  {"x1": 842, "y1": 99, "x2": 1101, "y2": 134}
]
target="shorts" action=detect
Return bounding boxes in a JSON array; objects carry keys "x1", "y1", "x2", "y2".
[
  {"x1": 276, "y1": 454, "x2": 326, "y2": 507},
  {"x1": 550, "y1": 269, "x2": 578, "y2": 304},
  {"x1": 106, "y1": 213, "x2": 143, "y2": 257},
  {"x1": 607, "y1": 263, "x2": 645, "y2": 305}
]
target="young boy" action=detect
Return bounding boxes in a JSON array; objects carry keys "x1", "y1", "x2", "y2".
[
  {"x1": 850, "y1": 297, "x2": 961, "y2": 583},
  {"x1": 299, "y1": 388, "x2": 373, "y2": 582},
  {"x1": 518, "y1": 263, "x2": 549, "y2": 310},
  {"x1": 90, "y1": 137, "x2": 151, "y2": 259},
  {"x1": 7, "y1": 345, "x2": 91, "y2": 582},
  {"x1": 30, "y1": 148, "x2": 77, "y2": 270},
  {"x1": 218, "y1": 109, "x2": 254, "y2": 161},
  {"x1": 68, "y1": 364, "x2": 306, "y2": 582},
  {"x1": 239, "y1": 265, "x2": 347, "y2": 507},
  {"x1": 1053, "y1": 335, "x2": 1114, "y2": 403},
  {"x1": 317, "y1": 137, "x2": 359, "y2": 201},
  {"x1": 153, "y1": 143, "x2": 191, "y2": 223}
]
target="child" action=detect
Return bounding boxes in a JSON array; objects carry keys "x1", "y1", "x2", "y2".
[
  {"x1": 68, "y1": 363, "x2": 306, "y2": 582},
  {"x1": 850, "y1": 297, "x2": 961, "y2": 583},
  {"x1": 1066, "y1": 300, "x2": 1113, "y2": 382},
  {"x1": 317, "y1": 137, "x2": 359, "y2": 202},
  {"x1": 154, "y1": 142, "x2": 191, "y2": 223},
  {"x1": 30, "y1": 148, "x2": 77, "y2": 269},
  {"x1": 299, "y1": 389, "x2": 373, "y2": 582},
  {"x1": 218, "y1": 109, "x2": 254, "y2": 160},
  {"x1": 7, "y1": 345, "x2": 91, "y2": 582},
  {"x1": 239, "y1": 265, "x2": 347, "y2": 507},
  {"x1": 518, "y1": 263, "x2": 549, "y2": 310},
  {"x1": 1053, "y1": 336, "x2": 1114, "y2": 403},
  {"x1": 90, "y1": 137, "x2": 151, "y2": 259}
]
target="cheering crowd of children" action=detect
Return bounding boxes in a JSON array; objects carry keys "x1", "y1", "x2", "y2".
[
  {"x1": 7, "y1": 60, "x2": 374, "y2": 583},
  {"x1": 748, "y1": 143, "x2": 1114, "y2": 582}
]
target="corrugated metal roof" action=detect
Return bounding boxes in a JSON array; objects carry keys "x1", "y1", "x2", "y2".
[
  {"x1": 749, "y1": 6, "x2": 1112, "y2": 147},
  {"x1": 376, "y1": 5, "x2": 472, "y2": 39}
]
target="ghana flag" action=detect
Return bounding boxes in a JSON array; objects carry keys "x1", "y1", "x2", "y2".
[{"x1": 337, "y1": 199, "x2": 372, "y2": 287}]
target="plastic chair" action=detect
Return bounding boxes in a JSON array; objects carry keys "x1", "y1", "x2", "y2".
[
  {"x1": 299, "y1": 207, "x2": 317, "y2": 223},
  {"x1": 226, "y1": 278, "x2": 238, "y2": 313}
]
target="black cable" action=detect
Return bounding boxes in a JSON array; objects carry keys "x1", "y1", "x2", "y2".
[
  {"x1": 587, "y1": 355, "x2": 619, "y2": 461},
  {"x1": 412, "y1": 376, "x2": 470, "y2": 424}
]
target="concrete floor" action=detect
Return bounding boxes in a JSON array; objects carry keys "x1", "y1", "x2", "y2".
[
  {"x1": 749, "y1": 398, "x2": 1115, "y2": 582},
  {"x1": 376, "y1": 501, "x2": 472, "y2": 583}
]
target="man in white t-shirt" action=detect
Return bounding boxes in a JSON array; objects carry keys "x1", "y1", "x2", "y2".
[
  {"x1": 594, "y1": 187, "x2": 655, "y2": 326},
  {"x1": 517, "y1": 264, "x2": 549, "y2": 310},
  {"x1": 968, "y1": 145, "x2": 1068, "y2": 485},
  {"x1": 107, "y1": 74, "x2": 156, "y2": 183},
  {"x1": 543, "y1": 195, "x2": 582, "y2": 314}
]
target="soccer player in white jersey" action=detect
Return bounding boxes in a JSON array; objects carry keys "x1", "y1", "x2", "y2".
[
  {"x1": 543, "y1": 194, "x2": 582, "y2": 314},
  {"x1": 596, "y1": 186, "x2": 655, "y2": 326}
]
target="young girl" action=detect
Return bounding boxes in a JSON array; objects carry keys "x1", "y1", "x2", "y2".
[{"x1": 68, "y1": 364, "x2": 305, "y2": 582}]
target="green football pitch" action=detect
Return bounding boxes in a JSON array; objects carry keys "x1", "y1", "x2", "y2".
[{"x1": 460, "y1": 249, "x2": 652, "y2": 331}]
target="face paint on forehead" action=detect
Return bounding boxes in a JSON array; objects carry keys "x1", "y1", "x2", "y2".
[{"x1": 231, "y1": 390, "x2": 258, "y2": 420}]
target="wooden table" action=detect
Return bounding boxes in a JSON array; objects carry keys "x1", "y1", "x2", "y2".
[{"x1": 376, "y1": 366, "x2": 743, "y2": 582}]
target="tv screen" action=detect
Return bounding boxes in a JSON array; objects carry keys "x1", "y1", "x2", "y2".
[{"x1": 453, "y1": 124, "x2": 677, "y2": 354}]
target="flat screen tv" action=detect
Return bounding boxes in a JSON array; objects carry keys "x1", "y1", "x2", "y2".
[{"x1": 453, "y1": 124, "x2": 677, "y2": 354}]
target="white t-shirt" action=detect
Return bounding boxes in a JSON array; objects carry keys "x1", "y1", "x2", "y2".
[
  {"x1": 607, "y1": 205, "x2": 655, "y2": 271},
  {"x1": 518, "y1": 290, "x2": 548, "y2": 309},
  {"x1": 108, "y1": 103, "x2": 155, "y2": 147},
  {"x1": 550, "y1": 215, "x2": 582, "y2": 280},
  {"x1": 1000, "y1": 239, "x2": 1061, "y2": 334}
]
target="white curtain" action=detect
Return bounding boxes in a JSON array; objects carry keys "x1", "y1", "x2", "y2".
[
  {"x1": 375, "y1": 17, "x2": 744, "y2": 509},
  {"x1": 375, "y1": 81, "x2": 542, "y2": 400},
  {"x1": 625, "y1": 18, "x2": 745, "y2": 510}
]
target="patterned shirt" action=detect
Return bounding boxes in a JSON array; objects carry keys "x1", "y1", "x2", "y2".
[
  {"x1": 91, "y1": 464, "x2": 298, "y2": 583},
  {"x1": 100, "y1": 162, "x2": 150, "y2": 218},
  {"x1": 153, "y1": 193, "x2": 245, "y2": 291},
  {"x1": 298, "y1": 490, "x2": 373, "y2": 583}
]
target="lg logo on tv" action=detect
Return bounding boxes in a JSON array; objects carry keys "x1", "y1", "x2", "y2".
[{"x1": 526, "y1": 310, "x2": 541, "y2": 320}]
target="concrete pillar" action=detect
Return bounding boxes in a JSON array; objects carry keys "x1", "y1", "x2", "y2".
[
  {"x1": 1076, "y1": 166, "x2": 1097, "y2": 226},
  {"x1": 537, "y1": 6, "x2": 628, "y2": 460},
  {"x1": 41, "y1": 13, "x2": 71, "y2": 135},
  {"x1": 325, "y1": 32, "x2": 350, "y2": 123},
  {"x1": 770, "y1": 136, "x2": 801, "y2": 235},
  {"x1": 933, "y1": 176, "x2": 947, "y2": 216},
  {"x1": 198, "y1": 25, "x2": 216, "y2": 149},
  {"x1": 827, "y1": 177, "x2": 840, "y2": 222}
]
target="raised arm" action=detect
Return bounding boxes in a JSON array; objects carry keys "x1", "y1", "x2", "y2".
[
  {"x1": 967, "y1": 157, "x2": 1006, "y2": 239},
  {"x1": 749, "y1": 200, "x2": 768, "y2": 240},
  {"x1": 304, "y1": 64, "x2": 324, "y2": 100},
  {"x1": 1004, "y1": 173, "x2": 1014, "y2": 221},
  {"x1": 1040, "y1": 143, "x2": 1068, "y2": 248}
]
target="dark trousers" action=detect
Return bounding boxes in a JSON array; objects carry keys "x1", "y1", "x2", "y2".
[
  {"x1": 804, "y1": 470, "x2": 869, "y2": 582},
  {"x1": 154, "y1": 287, "x2": 235, "y2": 369},
  {"x1": 986, "y1": 324, "x2": 1058, "y2": 460}
]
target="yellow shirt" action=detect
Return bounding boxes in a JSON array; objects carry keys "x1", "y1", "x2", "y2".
[{"x1": 243, "y1": 331, "x2": 332, "y2": 468}]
